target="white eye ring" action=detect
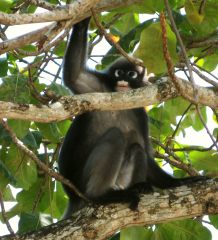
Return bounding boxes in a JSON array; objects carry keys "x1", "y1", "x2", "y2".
[
  {"x1": 114, "y1": 69, "x2": 124, "y2": 77},
  {"x1": 128, "y1": 71, "x2": 138, "y2": 79}
]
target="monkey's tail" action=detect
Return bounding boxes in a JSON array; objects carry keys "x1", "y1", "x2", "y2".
[{"x1": 147, "y1": 156, "x2": 206, "y2": 189}]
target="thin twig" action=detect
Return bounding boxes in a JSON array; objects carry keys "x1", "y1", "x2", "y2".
[
  {"x1": 160, "y1": 12, "x2": 196, "y2": 104},
  {"x1": 160, "y1": 10, "x2": 217, "y2": 150},
  {"x1": 154, "y1": 152, "x2": 198, "y2": 176},
  {"x1": 188, "y1": 38, "x2": 218, "y2": 49},
  {"x1": 176, "y1": 63, "x2": 218, "y2": 87},
  {"x1": 191, "y1": 65, "x2": 218, "y2": 88},
  {"x1": 164, "y1": 0, "x2": 198, "y2": 102},
  {"x1": 196, "y1": 106, "x2": 218, "y2": 150},
  {"x1": 91, "y1": 8, "x2": 144, "y2": 67},
  {"x1": 152, "y1": 138, "x2": 199, "y2": 176},
  {"x1": 170, "y1": 103, "x2": 192, "y2": 140},
  {"x1": 0, "y1": 191, "x2": 15, "y2": 235},
  {"x1": 199, "y1": 0, "x2": 207, "y2": 15},
  {"x1": 197, "y1": 64, "x2": 218, "y2": 81},
  {"x1": 172, "y1": 144, "x2": 216, "y2": 152},
  {"x1": 27, "y1": 67, "x2": 50, "y2": 104}
]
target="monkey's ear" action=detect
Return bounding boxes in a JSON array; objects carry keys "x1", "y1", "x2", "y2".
[
  {"x1": 141, "y1": 68, "x2": 151, "y2": 86},
  {"x1": 136, "y1": 65, "x2": 144, "y2": 75}
]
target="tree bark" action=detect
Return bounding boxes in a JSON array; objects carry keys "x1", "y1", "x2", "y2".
[
  {"x1": 0, "y1": 0, "x2": 141, "y2": 25},
  {"x1": 1, "y1": 179, "x2": 217, "y2": 240},
  {"x1": 0, "y1": 77, "x2": 217, "y2": 123}
]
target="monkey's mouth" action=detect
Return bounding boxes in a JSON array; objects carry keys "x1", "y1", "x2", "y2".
[{"x1": 116, "y1": 81, "x2": 130, "y2": 92}]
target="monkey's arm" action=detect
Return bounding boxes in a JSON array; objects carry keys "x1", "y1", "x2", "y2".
[{"x1": 63, "y1": 18, "x2": 103, "y2": 93}]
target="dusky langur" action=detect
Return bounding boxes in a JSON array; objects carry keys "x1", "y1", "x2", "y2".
[{"x1": 58, "y1": 17, "x2": 206, "y2": 219}]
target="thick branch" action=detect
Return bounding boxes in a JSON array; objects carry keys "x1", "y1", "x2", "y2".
[
  {"x1": 0, "y1": 0, "x2": 141, "y2": 25},
  {"x1": 0, "y1": 0, "x2": 142, "y2": 55},
  {"x1": 0, "y1": 23, "x2": 57, "y2": 55},
  {"x1": 0, "y1": 77, "x2": 217, "y2": 123},
  {"x1": 1, "y1": 179, "x2": 217, "y2": 240}
]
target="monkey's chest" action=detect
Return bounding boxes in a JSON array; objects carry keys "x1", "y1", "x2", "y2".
[{"x1": 88, "y1": 110, "x2": 144, "y2": 145}]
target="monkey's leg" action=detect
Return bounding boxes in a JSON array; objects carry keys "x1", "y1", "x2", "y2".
[
  {"x1": 114, "y1": 143, "x2": 153, "y2": 209},
  {"x1": 84, "y1": 137, "x2": 152, "y2": 208},
  {"x1": 82, "y1": 127, "x2": 127, "y2": 198}
]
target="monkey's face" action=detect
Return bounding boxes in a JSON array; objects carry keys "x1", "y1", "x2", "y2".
[
  {"x1": 107, "y1": 58, "x2": 145, "y2": 92},
  {"x1": 114, "y1": 68, "x2": 143, "y2": 92}
]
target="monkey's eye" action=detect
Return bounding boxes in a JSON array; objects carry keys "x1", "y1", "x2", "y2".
[
  {"x1": 114, "y1": 69, "x2": 124, "y2": 77},
  {"x1": 127, "y1": 71, "x2": 138, "y2": 79}
]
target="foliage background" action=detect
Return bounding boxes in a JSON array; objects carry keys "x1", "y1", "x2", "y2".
[{"x1": 0, "y1": 0, "x2": 218, "y2": 239}]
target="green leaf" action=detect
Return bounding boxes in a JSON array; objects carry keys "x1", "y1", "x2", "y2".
[
  {"x1": 164, "y1": 98, "x2": 190, "y2": 125},
  {"x1": 0, "y1": 57, "x2": 8, "y2": 77},
  {"x1": 172, "y1": 11, "x2": 196, "y2": 38},
  {"x1": 111, "y1": 0, "x2": 182, "y2": 14},
  {"x1": 156, "y1": 219, "x2": 211, "y2": 240},
  {"x1": 213, "y1": 128, "x2": 218, "y2": 138},
  {"x1": 0, "y1": 123, "x2": 12, "y2": 144},
  {"x1": 0, "y1": 159, "x2": 16, "y2": 188},
  {"x1": 209, "y1": 215, "x2": 218, "y2": 229},
  {"x1": 185, "y1": 0, "x2": 205, "y2": 24},
  {"x1": 7, "y1": 179, "x2": 55, "y2": 220},
  {"x1": 18, "y1": 213, "x2": 41, "y2": 234},
  {"x1": 190, "y1": 150, "x2": 218, "y2": 172},
  {"x1": 48, "y1": 82, "x2": 71, "y2": 96},
  {"x1": 22, "y1": 131, "x2": 42, "y2": 149},
  {"x1": 4, "y1": 144, "x2": 37, "y2": 190},
  {"x1": 148, "y1": 106, "x2": 173, "y2": 138},
  {"x1": 7, "y1": 120, "x2": 30, "y2": 139},
  {"x1": 0, "y1": 76, "x2": 31, "y2": 103},
  {"x1": 131, "y1": 0, "x2": 185, "y2": 14},
  {"x1": 201, "y1": 54, "x2": 218, "y2": 72},
  {"x1": 139, "y1": 0, "x2": 165, "y2": 13},
  {"x1": 134, "y1": 22, "x2": 178, "y2": 74},
  {"x1": 109, "y1": 233, "x2": 120, "y2": 240},
  {"x1": 0, "y1": 186, "x2": 15, "y2": 201},
  {"x1": 47, "y1": 0, "x2": 59, "y2": 4},
  {"x1": 110, "y1": 0, "x2": 151, "y2": 13},
  {"x1": 37, "y1": 180, "x2": 55, "y2": 212},
  {"x1": 0, "y1": 0, "x2": 13, "y2": 13},
  {"x1": 102, "y1": 19, "x2": 153, "y2": 67},
  {"x1": 36, "y1": 123, "x2": 61, "y2": 143},
  {"x1": 121, "y1": 226, "x2": 153, "y2": 240},
  {"x1": 19, "y1": 4, "x2": 37, "y2": 14},
  {"x1": 21, "y1": 44, "x2": 37, "y2": 53},
  {"x1": 56, "y1": 120, "x2": 72, "y2": 137},
  {"x1": 181, "y1": 107, "x2": 207, "y2": 131},
  {"x1": 45, "y1": 182, "x2": 67, "y2": 218},
  {"x1": 111, "y1": 14, "x2": 139, "y2": 36},
  {"x1": 54, "y1": 41, "x2": 67, "y2": 57},
  {"x1": 185, "y1": 0, "x2": 218, "y2": 36}
]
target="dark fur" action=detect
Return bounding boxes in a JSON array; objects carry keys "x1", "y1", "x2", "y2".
[{"x1": 59, "y1": 18, "x2": 205, "y2": 219}]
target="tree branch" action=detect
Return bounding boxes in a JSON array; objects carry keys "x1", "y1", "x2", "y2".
[
  {"x1": 0, "y1": 0, "x2": 141, "y2": 25},
  {"x1": 0, "y1": 0, "x2": 99, "y2": 25},
  {"x1": 0, "y1": 0, "x2": 142, "y2": 55},
  {"x1": 0, "y1": 23, "x2": 57, "y2": 55},
  {"x1": 0, "y1": 77, "x2": 217, "y2": 123},
  {"x1": 1, "y1": 179, "x2": 217, "y2": 240}
]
